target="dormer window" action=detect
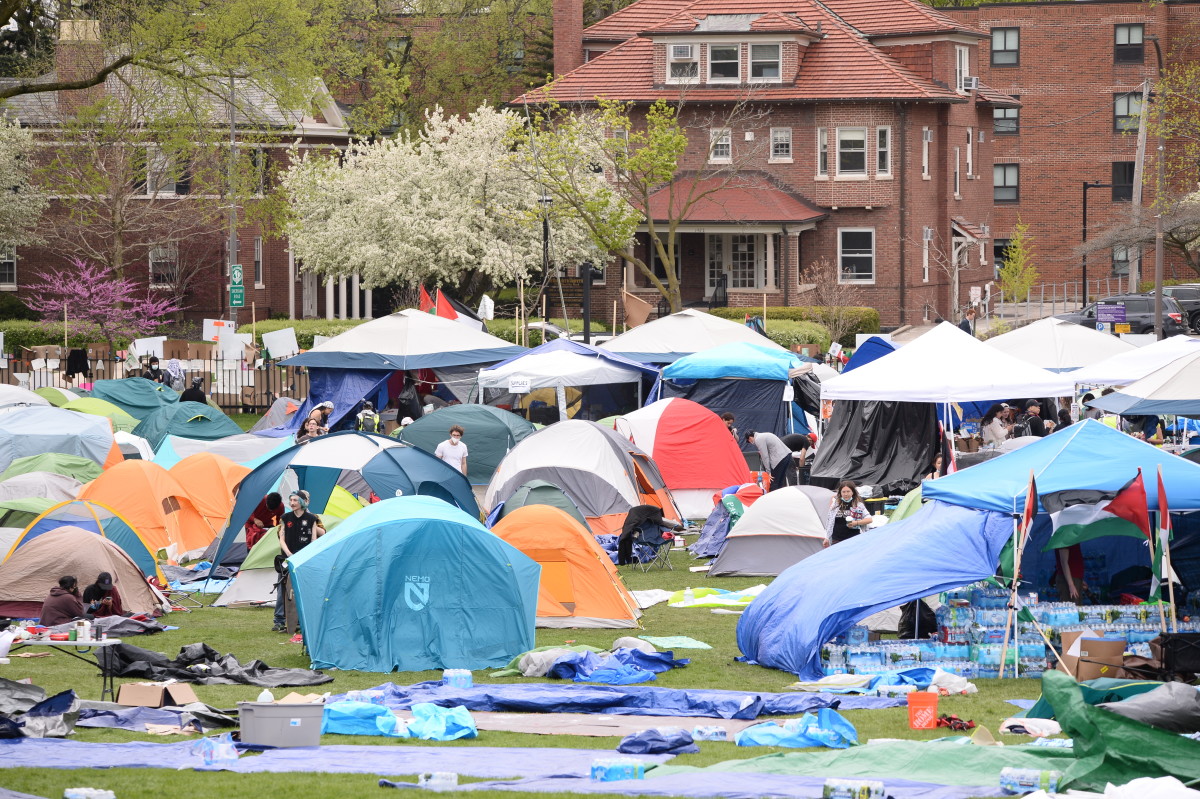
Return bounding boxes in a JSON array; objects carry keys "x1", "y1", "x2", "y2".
[
  {"x1": 750, "y1": 44, "x2": 780, "y2": 81},
  {"x1": 668, "y1": 44, "x2": 698, "y2": 82},
  {"x1": 709, "y1": 44, "x2": 740, "y2": 81}
]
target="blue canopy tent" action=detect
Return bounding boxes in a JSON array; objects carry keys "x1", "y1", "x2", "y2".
[
  {"x1": 651, "y1": 342, "x2": 808, "y2": 452},
  {"x1": 289, "y1": 496, "x2": 540, "y2": 672},
  {"x1": 737, "y1": 501, "x2": 1013, "y2": 679},
  {"x1": 207, "y1": 431, "x2": 479, "y2": 567}
]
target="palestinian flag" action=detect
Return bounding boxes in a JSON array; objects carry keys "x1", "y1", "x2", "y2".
[
  {"x1": 1042, "y1": 471, "x2": 1151, "y2": 550},
  {"x1": 419, "y1": 286, "x2": 436, "y2": 313}
]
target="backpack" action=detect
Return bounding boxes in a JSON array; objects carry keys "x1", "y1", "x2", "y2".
[
  {"x1": 357, "y1": 411, "x2": 380, "y2": 434},
  {"x1": 1010, "y1": 413, "x2": 1032, "y2": 439}
]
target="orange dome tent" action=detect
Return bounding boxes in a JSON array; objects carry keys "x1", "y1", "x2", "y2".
[
  {"x1": 491, "y1": 504, "x2": 641, "y2": 628},
  {"x1": 79, "y1": 460, "x2": 216, "y2": 555},
  {"x1": 169, "y1": 453, "x2": 251, "y2": 535}
]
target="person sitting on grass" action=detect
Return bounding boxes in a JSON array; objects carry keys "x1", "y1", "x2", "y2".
[
  {"x1": 82, "y1": 571, "x2": 125, "y2": 618},
  {"x1": 39, "y1": 575, "x2": 88, "y2": 627}
]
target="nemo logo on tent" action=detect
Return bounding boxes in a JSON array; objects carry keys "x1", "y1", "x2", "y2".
[{"x1": 404, "y1": 575, "x2": 430, "y2": 611}]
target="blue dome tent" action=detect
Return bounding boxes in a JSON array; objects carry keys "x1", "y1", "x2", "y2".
[{"x1": 289, "y1": 496, "x2": 540, "y2": 672}]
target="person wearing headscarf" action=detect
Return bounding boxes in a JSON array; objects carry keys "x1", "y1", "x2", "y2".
[
  {"x1": 164, "y1": 358, "x2": 186, "y2": 390},
  {"x1": 273, "y1": 490, "x2": 325, "y2": 631},
  {"x1": 307, "y1": 401, "x2": 334, "y2": 433},
  {"x1": 180, "y1": 376, "x2": 207, "y2": 404},
  {"x1": 82, "y1": 572, "x2": 125, "y2": 618}
]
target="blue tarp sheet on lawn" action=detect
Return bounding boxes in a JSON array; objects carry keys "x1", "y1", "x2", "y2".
[{"x1": 327, "y1": 681, "x2": 904, "y2": 719}]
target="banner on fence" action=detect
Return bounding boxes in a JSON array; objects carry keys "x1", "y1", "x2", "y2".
[{"x1": 202, "y1": 319, "x2": 237, "y2": 343}]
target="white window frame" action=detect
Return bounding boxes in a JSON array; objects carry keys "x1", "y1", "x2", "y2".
[
  {"x1": 876, "y1": 126, "x2": 891, "y2": 177},
  {"x1": 708, "y1": 43, "x2": 740, "y2": 83},
  {"x1": 708, "y1": 128, "x2": 732, "y2": 163},
  {"x1": 836, "y1": 127, "x2": 867, "y2": 177},
  {"x1": 666, "y1": 42, "x2": 699, "y2": 84},
  {"x1": 837, "y1": 228, "x2": 875, "y2": 284},
  {"x1": 253, "y1": 236, "x2": 264, "y2": 287},
  {"x1": 146, "y1": 146, "x2": 176, "y2": 196},
  {"x1": 955, "y1": 45, "x2": 971, "y2": 94},
  {"x1": 922, "y1": 234, "x2": 930, "y2": 283},
  {"x1": 769, "y1": 127, "x2": 792, "y2": 163},
  {"x1": 921, "y1": 127, "x2": 931, "y2": 179},
  {"x1": 149, "y1": 243, "x2": 179, "y2": 289},
  {"x1": 965, "y1": 127, "x2": 973, "y2": 177},
  {"x1": 706, "y1": 232, "x2": 772, "y2": 291},
  {"x1": 749, "y1": 43, "x2": 781, "y2": 83},
  {"x1": 0, "y1": 244, "x2": 15, "y2": 290},
  {"x1": 816, "y1": 128, "x2": 828, "y2": 177},
  {"x1": 953, "y1": 146, "x2": 961, "y2": 197}
]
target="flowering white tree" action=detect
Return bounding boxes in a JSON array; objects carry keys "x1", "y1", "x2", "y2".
[
  {"x1": 282, "y1": 105, "x2": 605, "y2": 291},
  {"x1": 0, "y1": 116, "x2": 47, "y2": 246}
]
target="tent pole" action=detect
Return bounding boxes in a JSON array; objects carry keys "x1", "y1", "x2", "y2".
[{"x1": 999, "y1": 500, "x2": 1020, "y2": 679}]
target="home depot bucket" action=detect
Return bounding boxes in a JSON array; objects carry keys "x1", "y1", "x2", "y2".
[{"x1": 906, "y1": 691, "x2": 939, "y2": 729}]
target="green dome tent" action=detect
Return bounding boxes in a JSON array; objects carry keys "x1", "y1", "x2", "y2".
[
  {"x1": 491, "y1": 479, "x2": 591, "y2": 532},
  {"x1": 0, "y1": 453, "x2": 103, "y2": 484},
  {"x1": 133, "y1": 401, "x2": 243, "y2": 450},
  {"x1": 399, "y1": 405, "x2": 535, "y2": 485},
  {"x1": 63, "y1": 397, "x2": 141, "y2": 433},
  {"x1": 90, "y1": 377, "x2": 179, "y2": 421}
]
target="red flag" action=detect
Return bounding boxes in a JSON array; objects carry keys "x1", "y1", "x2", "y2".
[
  {"x1": 434, "y1": 289, "x2": 459, "y2": 321},
  {"x1": 1158, "y1": 465, "x2": 1170, "y2": 538},
  {"x1": 1104, "y1": 469, "x2": 1152, "y2": 540},
  {"x1": 419, "y1": 286, "x2": 435, "y2": 314},
  {"x1": 1019, "y1": 469, "x2": 1038, "y2": 542}
]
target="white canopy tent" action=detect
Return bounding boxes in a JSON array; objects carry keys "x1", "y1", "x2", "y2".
[
  {"x1": 819, "y1": 322, "x2": 1076, "y2": 402},
  {"x1": 1069, "y1": 334, "x2": 1200, "y2": 386},
  {"x1": 1086, "y1": 349, "x2": 1200, "y2": 416},
  {"x1": 600, "y1": 309, "x2": 786, "y2": 364},
  {"x1": 478, "y1": 349, "x2": 649, "y2": 422},
  {"x1": 984, "y1": 317, "x2": 1136, "y2": 372}
]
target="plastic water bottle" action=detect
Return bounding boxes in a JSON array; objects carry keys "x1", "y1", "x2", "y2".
[
  {"x1": 683, "y1": 587, "x2": 695, "y2": 603},
  {"x1": 999, "y1": 767, "x2": 1062, "y2": 795},
  {"x1": 256, "y1": 688, "x2": 274, "y2": 703},
  {"x1": 63, "y1": 790, "x2": 117, "y2": 799},
  {"x1": 692, "y1": 725, "x2": 728, "y2": 741},
  {"x1": 419, "y1": 772, "x2": 459, "y2": 792},
  {"x1": 823, "y1": 778, "x2": 885, "y2": 798}
]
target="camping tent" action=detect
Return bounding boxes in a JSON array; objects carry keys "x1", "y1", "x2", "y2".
[
  {"x1": 476, "y1": 339, "x2": 657, "y2": 423},
  {"x1": 819, "y1": 322, "x2": 1075, "y2": 401},
  {"x1": 289, "y1": 496, "x2": 540, "y2": 672},
  {"x1": 5, "y1": 499, "x2": 162, "y2": 580},
  {"x1": 708, "y1": 485, "x2": 834, "y2": 577},
  {"x1": 1085, "y1": 349, "x2": 1200, "y2": 416},
  {"x1": 78, "y1": 460, "x2": 216, "y2": 554},
  {"x1": 152, "y1": 434, "x2": 292, "y2": 470},
  {"x1": 485, "y1": 420, "x2": 681, "y2": 536},
  {"x1": 491, "y1": 505, "x2": 640, "y2": 628},
  {"x1": 249, "y1": 397, "x2": 301, "y2": 433},
  {"x1": 400, "y1": 405, "x2": 535, "y2": 485},
  {"x1": 487, "y1": 479, "x2": 591, "y2": 531},
  {"x1": 984, "y1": 317, "x2": 1137, "y2": 372},
  {"x1": 842, "y1": 336, "x2": 896, "y2": 373},
  {"x1": 737, "y1": 500, "x2": 1012, "y2": 680},
  {"x1": 600, "y1": 308, "x2": 785, "y2": 364},
  {"x1": 1069, "y1": 334, "x2": 1200, "y2": 386},
  {"x1": 168, "y1": 453, "x2": 251, "y2": 536},
  {"x1": 0, "y1": 385, "x2": 50, "y2": 411},
  {"x1": 0, "y1": 472, "x2": 81, "y2": 503},
  {"x1": 614, "y1": 398, "x2": 750, "y2": 518},
  {"x1": 132, "y1": 401, "x2": 243, "y2": 450},
  {"x1": 0, "y1": 526, "x2": 164, "y2": 620},
  {"x1": 0, "y1": 407, "x2": 122, "y2": 473},
  {"x1": 209, "y1": 431, "x2": 479, "y2": 568},
  {"x1": 0, "y1": 453, "x2": 102, "y2": 484},
  {"x1": 33, "y1": 387, "x2": 81, "y2": 407},
  {"x1": 655, "y1": 342, "x2": 810, "y2": 453},
  {"x1": 89, "y1": 377, "x2": 179, "y2": 420},
  {"x1": 115, "y1": 432, "x2": 155, "y2": 460},
  {"x1": 62, "y1": 397, "x2": 140, "y2": 433}
]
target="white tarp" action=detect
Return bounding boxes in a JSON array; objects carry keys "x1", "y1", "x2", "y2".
[
  {"x1": 1069, "y1": 334, "x2": 1200, "y2": 386},
  {"x1": 479, "y1": 350, "x2": 645, "y2": 390},
  {"x1": 984, "y1": 317, "x2": 1136, "y2": 372},
  {"x1": 820, "y1": 322, "x2": 1075, "y2": 402},
  {"x1": 600, "y1": 309, "x2": 785, "y2": 363}
]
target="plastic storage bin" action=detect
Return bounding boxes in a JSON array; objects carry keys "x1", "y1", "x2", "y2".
[{"x1": 238, "y1": 702, "x2": 324, "y2": 747}]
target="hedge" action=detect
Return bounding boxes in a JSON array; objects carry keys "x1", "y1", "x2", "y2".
[
  {"x1": 708, "y1": 306, "x2": 880, "y2": 346},
  {"x1": 758, "y1": 319, "x2": 832, "y2": 355},
  {"x1": 238, "y1": 318, "x2": 368, "y2": 349},
  {"x1": 0, "y1": 320, "x2": 110, "y2": 353},
  {"x1": 487, "y1": 317, "x2": 610, "y2": 346}
]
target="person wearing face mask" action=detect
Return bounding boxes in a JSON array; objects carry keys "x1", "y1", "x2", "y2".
[
  {"x1": 824, "y1": 480, "x2": 870, "y2": 547},
  {"x1": 434, "y1": 424, "x2": 468, "y2": 476},
  {"x1": 273, "y1": 490, "x2": 325, "y2": 632}
]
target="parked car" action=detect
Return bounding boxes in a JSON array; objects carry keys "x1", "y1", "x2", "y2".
[
  {"x1": 1054, "y1": 293, "x2": 1189, "y2": 336},
  {"x1": 1156, "y1": 284, "x2": 1200, "y2": 332}
]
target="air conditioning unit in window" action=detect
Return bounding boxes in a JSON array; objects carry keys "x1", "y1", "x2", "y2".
[
  {"x1": 923, "y1": 227, "x2": 935, "y2": 242},
  {"x1": 670, "y1": 44, "x2": 694, "y2": 60},
  {"x1": 922, "y1": 130, "x2": 934, "y2": 143},
  {"x1": 963, "y1": 76, "x2": 980, "y2": 91}
]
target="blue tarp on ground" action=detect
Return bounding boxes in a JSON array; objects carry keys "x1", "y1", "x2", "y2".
[
  {"x1": 737, "y1": 501, "x2": 1013, "y2": 680},
  {"x1": 327, "y1": 681, "x2": 905, "y2": 718},
  {"x1": 923, "y1": 419, "x2": 1200, "y2": 513},
  {"x1": 290, "y1": 496, "x2": 540, "y2": 672}
]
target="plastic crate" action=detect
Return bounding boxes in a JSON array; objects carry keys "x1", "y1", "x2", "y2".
[{"x1": 238, "y1": 702, "x2": 324, "y2": 748}]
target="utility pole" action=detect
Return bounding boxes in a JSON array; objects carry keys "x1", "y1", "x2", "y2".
[
  {"x1": 228, "y1": 75, "x2": 239, "y2": 329},
  {"x1": 1150, "y1": 35, "x2": 1166, "y2": 340}
]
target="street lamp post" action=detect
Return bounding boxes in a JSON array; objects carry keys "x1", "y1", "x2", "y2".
[
  {"x1": 1081, "y1": 180, "x2": 1112, "y2": 305},
  {"x1": 1149, "y1": 35, "x2": 1166, "y2": 341},
  {"x1": 539, "y1": 192, "x2": 552, "y2": 324},
  {"x1": 580, "y1": 262, "x2": 603, "y2": 345}
]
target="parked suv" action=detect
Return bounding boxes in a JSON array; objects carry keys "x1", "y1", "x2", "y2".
[
  {"x1": 1054, "y1": 293, "x2": 1189, "y2": 336},
  {"x1": 1157, "y1": 284, "x2": 1200, "y2": 332}
]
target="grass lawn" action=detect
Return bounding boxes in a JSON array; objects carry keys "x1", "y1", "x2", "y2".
[{"x1": 3, "y1": 548, "x2": 1046, "y2": 798}]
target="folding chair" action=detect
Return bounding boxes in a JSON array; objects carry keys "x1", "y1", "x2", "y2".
[
  {"x1": 148, "y1": 575, "x2": 203, "y2": 611},
  {"x1": 631, "y1": 523, "x2": 675, "y2": 572}
]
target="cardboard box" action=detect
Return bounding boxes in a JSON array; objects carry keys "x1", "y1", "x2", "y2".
[
  {"x1": 117, "y1": 681, "x2": 200, "y2": 708},
  {"x1": 86, "y1": 343, "x2": 112, "y2": 361},
  {"x1": 27, "y1": 345, "x2": 63, "y2": 360},
  {"x1": 162, "y1": 340, "x2": 190, "y2": 361},
  {"x1": 238, "y1": 701, "x2": 324, "y2": 747},
  {"x1": 188, "y1": 341, "x2": 217, "y2": 361},
  {"x1": 1057, "y1": 632, "x2": 1126, "y2": 680}
]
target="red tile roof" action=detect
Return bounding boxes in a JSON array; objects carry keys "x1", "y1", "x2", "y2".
[
  {"x1": 585, "y1": 0, "x2": 698, "y2": 42},
  {"x1": 805, "y1": 0, "x2": 985, "y2": 38},
  {"x1": 644, "y1": 173, "x2": 826, "y2": 224},
  {"x1": 975, "y1": 82, "x2": 1020, "y2": 108}
]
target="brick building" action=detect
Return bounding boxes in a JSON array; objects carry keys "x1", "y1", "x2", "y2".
[
  {"x1": 4, "y1": 21, "x2": 372, "y2": 324},
  {"x1": 521, "y1": 0, "x2": 1016, "y2": 326},
  {"x1": 943, "y1": 0, "x2": 1200, "y2": 295}
]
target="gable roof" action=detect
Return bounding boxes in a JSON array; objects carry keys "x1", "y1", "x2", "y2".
[
  {"x1": 645, "y1": 173, "x2": 826, "y2": 224},
  {"x1": 816, "y1": 0, "x2": 986, "y2": 39}
]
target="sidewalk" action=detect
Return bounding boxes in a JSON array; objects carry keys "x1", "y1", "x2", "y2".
[{"x1": 890, "y1": 300, "x2": 1060, "y2": 344}]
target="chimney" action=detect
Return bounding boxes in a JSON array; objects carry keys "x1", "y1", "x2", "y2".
[
  {"x1": 553, "y1": 0, "x2": 585, "y2": 76},
  {"x1": 56, "y1": 20, "x2": 105, "y2": 116}
]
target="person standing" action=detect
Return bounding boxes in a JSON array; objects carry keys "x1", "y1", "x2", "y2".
[
  {"x1": 141, "y1": 356, "x2": 165, "y2": 383},
  {"x1": 273, "y1": 490, "x2": 325, "y2": 632},
  {"x1": 958, "y1": 308, "x2": 977, "y2": 336},
  {"x1": 1016, "y1": 399, "x2": 1053, "y2": 437},
  {"x1": 180, "y1": 376, "x2": 207, "y2": 404},
  {"x1": 356, "y1": 401, "x2": 382, "y2": 433},
  {"x1": 295, "y1": 418, "x2": 322, "y2": 444},
  {"x1": 980, "y1": 403, "x2": 1012, "y2": 446},
  {"x1": 164, "y1": 358, "x2": 186, "y2": 391},
  {"x1": 307, "y1": 401, "x2": 334, "y2": 432},
  {"x1": 745, "y1": 431, "x2": 791, "y2": 492},
  {"x1": 780, "y1": 432, "x2": 812, "y2": 486},
  {"x1": 82, "y1": 572, "x2": 124, "y2": 618},
  {"x1": 720, "y1": 413, "x2": 738, "y2": 441},
  {"x1": 824, "y1": 480, "x2": 871, "y2": 546},
  {"x1": 435, "y1": 425, "x2": 469, "y2": 476}
]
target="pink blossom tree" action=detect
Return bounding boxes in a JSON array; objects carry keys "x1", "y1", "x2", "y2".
[{"x1": 26, "y1": 258, "x2": 184, "y2": 351}]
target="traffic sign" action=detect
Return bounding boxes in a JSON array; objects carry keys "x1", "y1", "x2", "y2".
[
  {"x1": 230, "y1": 264, "x2": 244, "y2": 287},
  {"x1": 230, "y1": 285, "x2": 245, "y2": 308}
]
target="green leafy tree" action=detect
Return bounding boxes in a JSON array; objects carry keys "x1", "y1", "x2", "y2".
[
  {"x1": 0, "y1": 115, "x2": 46, "y2": 247},
  {"x1": 999, "y1": 218, "x2": 1039, "y2": 304}
]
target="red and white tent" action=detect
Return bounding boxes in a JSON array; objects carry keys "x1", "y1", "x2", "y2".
[{"x1": 615, "y1": 398, "x2": 750, "y2": 519}]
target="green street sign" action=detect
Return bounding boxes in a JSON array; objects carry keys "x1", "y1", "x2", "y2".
[
  {"x1": 230, "y1": 285, "x2": 245, "y2": 308},
  {"x1": 230, "y1": 264, "x2": 244, "y2": 287}
]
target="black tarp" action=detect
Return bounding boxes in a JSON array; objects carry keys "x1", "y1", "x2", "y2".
[
  {"x1": 658, "y1": 378, "x2": 789, "y2": 457},
  {"x1": 98, "y1": 642, "x2": 333, "y2": 688},
  {"x1": 810, "y1": 400, "x2": 938, "y2": 495}
]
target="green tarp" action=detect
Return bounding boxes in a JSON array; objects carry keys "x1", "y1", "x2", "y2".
[{"x1": 1024, "y1": 676, "x2": 1164, "y2": 720}]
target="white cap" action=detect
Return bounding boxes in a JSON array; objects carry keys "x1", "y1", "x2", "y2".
[{"x1": 400, "y1": 416, "x2": 414, "y2": 426}]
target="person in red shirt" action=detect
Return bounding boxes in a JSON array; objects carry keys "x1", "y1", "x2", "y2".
[{"x1": 245, "y1": 493, "x2": 284, "y2": 550}]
